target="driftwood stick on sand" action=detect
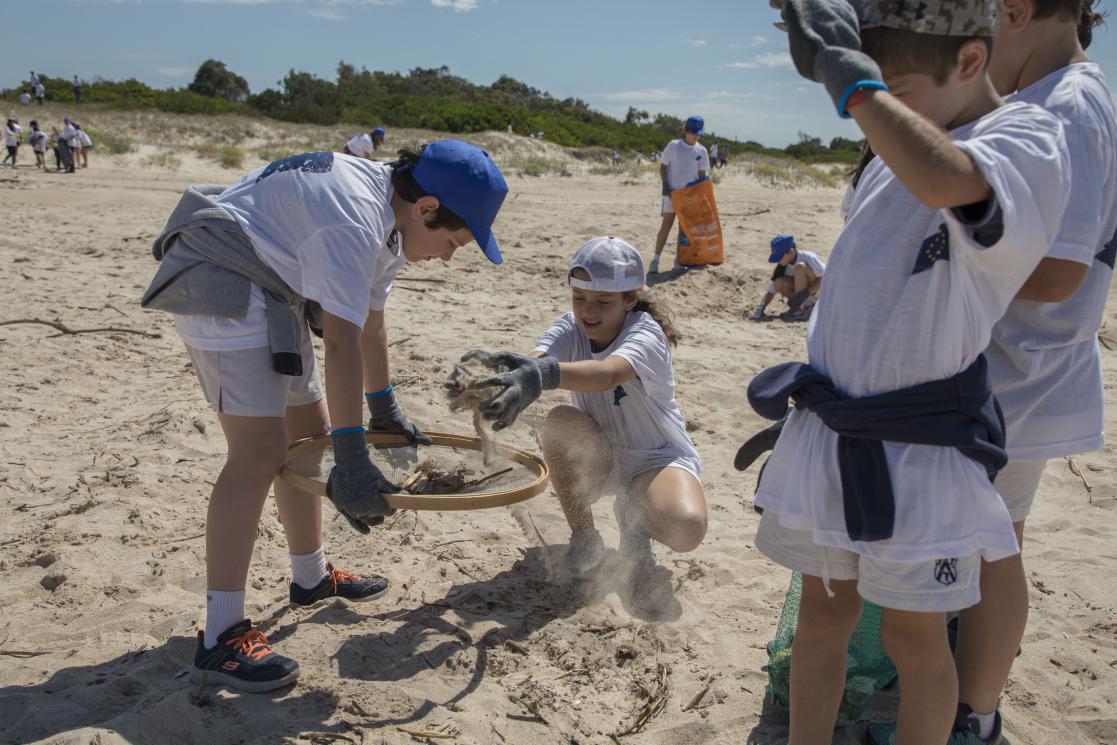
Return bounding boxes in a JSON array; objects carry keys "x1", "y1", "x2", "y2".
[
  {"x1": 1065, "y1": 456, "x2": 1092, "y2": 494},
  {"x1": 0, "y1": 318, "x2": 161, "y2": 338},
  {"x1": 681, "y1": 683, "x2": 711, "y2": 711},
  {"x1": 459, "y1": 467, "x2": 513, "y2": 490}
]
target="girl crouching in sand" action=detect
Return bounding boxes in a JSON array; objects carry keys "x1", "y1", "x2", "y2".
[{"x1": 461, "y1": 237, "x2": 707, "y2": 613}]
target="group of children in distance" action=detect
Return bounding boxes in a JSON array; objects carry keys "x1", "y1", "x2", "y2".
[
  {"x1": 2, "y1": 115, "x2": 91, "y2": 172},
  {"x1": 136, "y1": 2, "x2": 1113, "y2": 744}
]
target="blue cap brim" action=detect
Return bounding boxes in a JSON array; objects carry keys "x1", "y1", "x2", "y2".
[
  {"x1": 768, "y1": 252, "x2": 784, "y2": 263},
  {"x1": 473, "y1": 225, "x2": 503, "y2": 265}
]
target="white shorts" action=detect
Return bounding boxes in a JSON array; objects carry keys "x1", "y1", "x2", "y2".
[
  {"x1": 661, "y1": 196, "x2": 675, "y2": 215},
  {"x1": 185, "y1": 339, "x2": 322, "y2": 418},
  {"x1": 995, "y1": 459, "x2": 1046, "y2": 523},
  {"x1": 603, "y1": 448, "x2": 701, "y2": 498},
  {"x1": 756, "y1": 509, "x2": 982, "y2": 613}
]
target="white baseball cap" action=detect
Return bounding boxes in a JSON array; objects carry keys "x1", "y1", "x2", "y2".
[{"x1": 568, "y1": 236, "x2": 646, "y2": 293}]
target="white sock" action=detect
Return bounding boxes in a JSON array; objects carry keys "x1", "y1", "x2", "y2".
[
  {"x1": 290, "y1": 547, "x2": 328, "y2": 590},
  {"x1": 970, "y1": 710, "x2": 997, "y2": 740},
  {"x1": 204, "y1": 589, "x2": 246, "y2": 649}
]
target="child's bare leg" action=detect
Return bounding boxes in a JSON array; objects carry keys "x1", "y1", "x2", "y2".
[
  {"x1": 955, "y1": 521, "x2": 1028, "y2": 717},
  {"x1": 881, "y1": 607, "x2": 958, "y2": 745},
  {"x1": 273, "y1": 399, "x2": 330, "y2": 554},
  {"x1": 792, "y1": 264, "x2": 818, "y2": 296},
  {"x1": 540, "y1": 405, "x2": 612, "y2": 531},
  {"x1": 788, "y1": 575, "x2": 861, "y2": 745},
  {"x1": 625, "y1": 467, "x2": 707, "y2": 553},
  {"x1": 773, "y1": 276, "x2": 795, "y2": 301},
  {"x1": 207, "y1": 414, "x2": 289, "y2": 590},
  {"x1": 652, "y1": 213, "x2": 675, "y2": 263}
]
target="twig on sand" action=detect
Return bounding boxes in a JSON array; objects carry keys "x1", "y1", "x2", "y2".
[
  {"x1": 396, "y1": 726, "x2": 457, "y2": 740},
  {"x1": 1066, "y1": 456, "x2": 1092, "y2": 495},
  {"x1": 460, "y1": 467, "x2": 513, "y2": 490},
  {"x1": 168, "y1": 532, "x2": 206, "y2": 544},
  {"x1": 388, "y1": 335, "x2": 415, "y2": 347},
  {"x1": 526, "y1": 512, "x2": 549, "y2": 549},
  {"x1": 0, "y1": 318, "x2": 161, "y2": 338},
  {"x1": 613, "y1": 662, "x2": 670, "y2": 738},
  {"x1": 0, "y1": 649, "x2": 52, "y2": 658}
]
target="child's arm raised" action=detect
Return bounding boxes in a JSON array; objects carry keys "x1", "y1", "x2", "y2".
[{"x1": 849, "y1": 90, "x2": 991, "y2": 209}]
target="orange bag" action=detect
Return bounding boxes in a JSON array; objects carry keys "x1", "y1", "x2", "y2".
[{"x1": 671, "y1": 178, "x2": 724, "y2": 266}]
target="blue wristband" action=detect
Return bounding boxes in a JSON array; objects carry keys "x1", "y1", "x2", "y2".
[
  {"x1": 330, "y1": 425, "x2": 365, "y2": 437},
  {"x1": 364, "y1": 385, "x2": 393, "y2": 400},
  {"x1": 837, "y1": 80, "x2": 889, "y2": 119}
]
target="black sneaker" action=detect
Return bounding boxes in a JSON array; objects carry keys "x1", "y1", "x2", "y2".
[
  {"x1": 190, "y1": 619, "x2": 299, "y2": 693},
  {"x1": 289, "y1": 563, "x2": 390, "y2": 607}
]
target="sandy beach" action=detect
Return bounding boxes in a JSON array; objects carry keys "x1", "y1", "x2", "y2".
[{"x1": 1, "y1": 108, "x2": 1115, "y2": 745}]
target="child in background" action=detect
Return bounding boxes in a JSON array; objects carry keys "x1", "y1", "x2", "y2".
[
  {"x1": 459, "y1": 237, "x2": 707, "y2": 616},
  {"x1": 749, "y1": 234, "x2": 826, "y2": 322},
  {"x1": 751, "y1": 2, "x2": 1071, "y2": 744},
  {"x1": 344, "y1": 127, "x2": 386, "y2": 159},
  {"x1": 898, "y1": 2, "x2": 1116, "y2": 743},
  {"x1": 3, "y1": 118, "x2": 21, "y2": 167},
  {"x1": 650, "y1": 116, "x2": 709, "y2": 274},
  {"x1": 28, "y1": 121, "x2": 46, "y2": 169},
  {"x1": 141, "y1": 142, "x2": 509, "y2": 692},
  {"x1": 76, "y1": 125, "x2": 92, "y2": 169}
]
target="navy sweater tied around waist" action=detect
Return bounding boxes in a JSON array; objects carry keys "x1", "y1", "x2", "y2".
[{"x1": 747, "y1": 356, "x2": 1007, "y2": 542}]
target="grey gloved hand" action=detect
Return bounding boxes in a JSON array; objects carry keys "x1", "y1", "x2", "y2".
[
  {"x1": 366, "y1": 388, "x2": 433, "y2": 445},
  {"x1": 749, "y1": 303, "x2": 767, "y2": 322},
  {"x1": 461, "y1": 349, "x2": 561, "y2": 431},
  {"x1": 661, "y1": 181, "x2": 672, "y2": 197},
  {"x1": 779, "y1": 0, "x2": 886, "y2": 118},
  {"x1": 326, "y1": 429, "x2": 398, "y2": 534}
]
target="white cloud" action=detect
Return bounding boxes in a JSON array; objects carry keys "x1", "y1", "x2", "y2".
[
  {"x1": 156, "y1": 65, "x2": 196, "y2": 77},
  {"x1": 310, "y1": 6, "x2": 345, "y2": 18},
  {"x1": 729, "y1": 35, "x2": 771, "y2": 49},
  {"x1": 599, "y1": 87, "x2": 679, "y2": 103},
  {"x1": 690, "y1": 38, "x2": 707, "y2": 47},
  {"x1": 723, "y1": 52, "x2": 792, "y2": 70},
  {"x1": 431, "y1": 0, "x2": 478, "y2": 10}
]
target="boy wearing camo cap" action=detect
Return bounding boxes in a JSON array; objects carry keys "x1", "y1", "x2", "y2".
[{"x1": 749, "y1": 2, "x2": 1071, "y2": 744}]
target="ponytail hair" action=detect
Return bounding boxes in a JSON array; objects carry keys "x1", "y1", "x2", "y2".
[
  {"x1": 624, "y1": 288, "x2": 680, "y2": 347},
  {"x1": 1079, "y1": 0, "x2": 1107, "y2": 48}
]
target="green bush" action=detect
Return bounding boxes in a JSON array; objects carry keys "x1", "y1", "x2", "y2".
[
  {"x1": 507, "y1": 156, "x2": 570, "y2": 177},
  {"x1": 194, "y1": 142, "x2": 244, "y2": 169},
  {"x1": 142, "y1": 152, "x2": 182, "y2": 171},
  {"x1": 88, "y1": 129, "x2": 133, "y2": 155}
]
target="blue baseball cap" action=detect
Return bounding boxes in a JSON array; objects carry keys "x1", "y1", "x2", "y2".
[
  {"x1": 412, "y1": 139, "x2": 509, "y2": 264},
  {"x1": 372, "y1": 127, "x2": 385, "y2": 139},
  {"x1": 685, "y1": 115, "x2": 705, "y2": 136},
  {"x1": 769, "y1": 234, "x2": 796, "y2": 262}
]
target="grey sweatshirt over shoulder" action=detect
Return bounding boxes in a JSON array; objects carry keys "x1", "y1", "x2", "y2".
[{"x1": 140, "y1": 184, "x2": 319, "y2": 376}]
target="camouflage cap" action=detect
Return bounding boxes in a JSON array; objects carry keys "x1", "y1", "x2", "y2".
[{"x1": 859, "y1": 0, "x2": 999, "y2": 37}]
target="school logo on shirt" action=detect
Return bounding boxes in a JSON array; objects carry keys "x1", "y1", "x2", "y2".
[
  {"x1": 613, "y1": 385, "x2": 627, "y2": 406},
  {"x1": 1097, "y1": 227, "x2": 1116, "y2": 270},
  {"x1": 933, "y1": 558, "x2": 959, "y2": 586},
  {"x1": 256, "y1": 151, "x2": 335, "y2": 184},
  {"x1": 912, "y1": 223, "x2": 950, "y2": 275}
]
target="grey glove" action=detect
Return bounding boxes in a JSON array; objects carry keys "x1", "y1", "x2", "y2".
[
  {"x1": 661, "y1": 181, "x2": 672, "y2": 197},
  {"x1": 461, "y1": 349, "x2": 561, "y2": 431},
  {"x1": 326, "y1": 429, "x2": 398, "y2": 534},
  {"x1": 749, "y1": 302, "x2": 767, "y2": 322},
  {"x1": 780, "y1": 0, "x2": 886, "y2": 118},
  {"x1": 366, "y1": 388, "x2": 433, "y2": 445}
]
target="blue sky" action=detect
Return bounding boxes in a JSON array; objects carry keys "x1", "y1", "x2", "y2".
[{"x1": 3, "y1": 0, "x2": 1116, "y2": 148}]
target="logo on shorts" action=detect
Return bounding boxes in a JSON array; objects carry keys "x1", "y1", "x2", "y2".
[
  {"x1": 613, "y1": 385, "x2": 627, "y2": 406},
  {"x1": 934, "y1": 558, "x2": 959, "y2": 586}
]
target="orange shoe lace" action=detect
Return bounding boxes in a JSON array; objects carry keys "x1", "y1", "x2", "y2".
[
  {"x1": 228, "y1": 628, "x2": 272, "y2": 661},
  {"x1": 329, "y1": 566, "x2": 361, "y2": 593}
]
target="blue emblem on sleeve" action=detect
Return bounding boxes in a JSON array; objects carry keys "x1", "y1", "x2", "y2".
[
  {"x1": 256, "y1": 151, "x2": 335, "y2": 183},
  {"x1": 912, "y1": 223, "x2": 950, "y2": 275},
  {"x1": 1097, "y1": 227, "x2": 1116, "y2": 270},
  {"x1": 613, "y1": 385, "x2": 628, "y2": 406}
]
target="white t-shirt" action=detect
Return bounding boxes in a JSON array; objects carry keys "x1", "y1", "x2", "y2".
[
  {"x1": 986, "y1": 63, "x2": 1117, "y2": 460},
  {"x1": 78, "y1": 130, "x2": 92, "y2": 148},
  {"x1": 19, "y1": 93, "x2": 30, "y2": 105},
  {"x1": 840, "y1": 175, "x2": 857, "y2": 221},
  {"x1": 710, "y1": 143, "x2": 719, "y2": 158},
  {"x1": 175, "y1": 153, "x2": 406, "y2": 351},
  {"x1": 3, "y1": 124, "x2": 21, "y2": 147},
  {"x1": 756, "y1": 101, "x2": 1070, "y2": 564},
  {"x1": 767, "y1": 249, "x2": 826, "y2": 295},
  {"x1": 346, "y1": 133, "x2": 374, "y2": 158},
  {"x1": 62, "y1": 124, "x2": 78, "y2": 148},
  {"x1": 535, "y1": 311, "x2": 701, "y2": 469},
  {"x1": 660, "y1": 139, "x2": 710, "y2": 191},
  {"x1": 29, "y1": 130, "x2": 46, "y2": 152}
]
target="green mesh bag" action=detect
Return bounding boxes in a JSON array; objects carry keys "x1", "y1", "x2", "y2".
[{"x1": 766, "y1": 572, "x2": 898, "y2": 725}]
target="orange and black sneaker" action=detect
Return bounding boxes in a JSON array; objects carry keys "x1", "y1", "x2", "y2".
[
  {"x1": 190, "y1": 619, "x2": 299, "y2": 693},
  {"x1": 289, "y1": 563, "x2": 390, "y2": 607}
]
